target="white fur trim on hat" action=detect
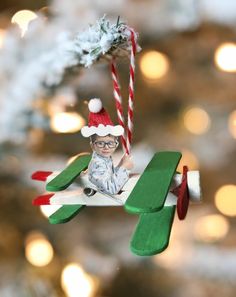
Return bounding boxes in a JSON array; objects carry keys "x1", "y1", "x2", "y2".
[
  {"x1": 88, "y1": 98, "x2": 103, "y2": 113},
  {"x1": 81, "y1": 124, "x2": 124, "y2": 137}
]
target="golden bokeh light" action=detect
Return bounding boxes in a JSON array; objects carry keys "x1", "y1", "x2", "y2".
[
  {"x1": 38, "y1": 6, "x2": 50, "y2": 18},
  {"x1": 183, "y1": 106, "x2": 210, "y2": 135},
  {"x1": 214, "y1": 43, "x2": 236, "y2": 72},
  {"x1": 194, "y1": 214, "x2": 229, "y2": 243},
  {"x1": 140, "y1": 50, "x2": 170, "y2": 80},
  {"x1": 11, "y1": 10, "x2": 38, "y2": 36},
  {"x1": 61, "y1": 263, "x2": 95, "y2": 297},
  {"x1": 153, "y1": 241, "x2": 182, "y2": 268},
  {"x1": 25, "y1": 231, "x2": 54, "y2": 267},
  {"x1": 215, "y1": 185, "x2": 236, "y2": 217},
  {"x1": 67, "y1": 153, "x2": 90, "y2": 166},
  {"x1": 0, "y1": 29, "x2": 6, "y2": 48},
  {"x1": 177, "y1": 148, "x2": 199, "y2": 171},
  {"x1": 67, "y1": 154, "x2": 80, "y2": 165},
  {"x1": 40, "y1": 205, "x2": 61, "y2": 218},
  {"x1": 228, "y1": 110, "x2": 236, "y2": 138},
  {"x1": 50, "y1": 112, "x2": 85, "y2": 133},
  {"x1": 153, "y1": 239, "x2": 192, "y2": 269}
]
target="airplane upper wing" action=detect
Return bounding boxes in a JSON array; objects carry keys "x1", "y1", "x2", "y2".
[{"x1": 125, "y1": 152, "x2": 182, "y2": 214}]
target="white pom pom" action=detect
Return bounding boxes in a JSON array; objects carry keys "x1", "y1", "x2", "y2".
[{"x1": 88, "y1": 98, "x2": 103, "y2": 113}]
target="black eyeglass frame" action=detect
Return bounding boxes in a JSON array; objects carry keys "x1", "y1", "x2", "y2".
[{"x1": 93, "y1": 140, "x2": 119, "y2": 149}]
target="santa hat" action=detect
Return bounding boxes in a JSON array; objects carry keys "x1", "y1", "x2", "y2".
[{"x1": 81, "y1": 98, "x2": 124, "y2": 137}]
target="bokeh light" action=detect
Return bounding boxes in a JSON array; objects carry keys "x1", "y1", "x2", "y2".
[
  {"x1": 214, "y1": 42, "x2": 236, "y2": 72},
  {"x1": 61, "y1": 263, "x2": 95, "y2": 297},
  {"x1": 194, "y1": 214, "x2": 229, "y2": 243},
  {"x1": 67, "y1": 154, "x2": 80, "y2": 165},
  {"x1": 40, "y1": 205, "x2": 61, "y2": 218},
  {"x1": 67, "y1": 153, "x2": 90, "y2": 166},
  {"x1": 50, "y1": 112, "x2": 85, "y2": 133},
  {"x1": 183, "y1": 106, "x2": 210, "y2": 135},
  {"x1": 177, "y1": 148, "x2": 199, "y2": 171},
  {"x1": 228, "y1": 110, "x2": 236, "y2": 138},
  {"x1": 38, "y1": 6, "x2": 50, "y2": 18},
  {"x1": 0, "y1": 29, "x2": 6, "y2": 48},
  {"x1": 25, "y1": 231, "x2": 54, "y2": 267},
  {"x1": 11, "y1": 10, "x2": 38, "y2": 36},
  {"x1": 215, "y1": 185, "x2": 236, "y2": 217},
  {"x1": 140, "y1": 50, "x2": 170, "y2": 80},
  {"x1": 153, "y1": 240, "x2": 192, "y2": 269}
]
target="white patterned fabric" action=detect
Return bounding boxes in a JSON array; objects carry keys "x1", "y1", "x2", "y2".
[{"x1": 88, "y1": 152, "x2": 129, "y2": 195}]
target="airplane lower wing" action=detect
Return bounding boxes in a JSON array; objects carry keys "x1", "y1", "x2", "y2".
[
  {"x1": 130, "y1": 206, "x2": 176, "y2": 256},
  {"x1": 49, "y1": 205, "x2": 85, "y2": 224}
]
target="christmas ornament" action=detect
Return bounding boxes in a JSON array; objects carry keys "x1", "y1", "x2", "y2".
[
  {"x1": 31, "y1": 19, "x2": 202, "y2": 256},
  {"x1": 32, "y1": 152, "x2": 201, "y2": 256}
]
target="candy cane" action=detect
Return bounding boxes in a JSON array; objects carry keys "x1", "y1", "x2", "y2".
[
  {"x1": 111, "y1": 60, "x2": 128, "y2": 154},
  {"x1": 111, "y1": 28, "x2": 137, "y2": 155},
  {"x1": 126, "y1": 29, "x2": 137, "y2": 155}
]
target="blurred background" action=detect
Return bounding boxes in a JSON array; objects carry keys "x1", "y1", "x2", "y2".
[{"x1": 0, "y1": 0, "x2": 236, "y2": 296}]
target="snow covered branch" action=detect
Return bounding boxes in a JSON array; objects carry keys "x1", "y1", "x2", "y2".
[{"x1": 0, "y1": 16, "x2": 139, "y2": 143}]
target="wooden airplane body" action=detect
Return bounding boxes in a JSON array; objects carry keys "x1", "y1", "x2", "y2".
[{"x1": 31, "y1": 152, "x2": 201, "y2": 256}]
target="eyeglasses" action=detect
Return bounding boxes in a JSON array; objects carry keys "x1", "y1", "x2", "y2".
[{"x1": 94, "y1": 140, "x2": 119, "y2": 148}]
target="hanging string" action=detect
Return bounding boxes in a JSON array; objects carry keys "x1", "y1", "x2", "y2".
[
  {"x1": 111, "y1": 27, "x2": 137, "y2": 155},
  {"x1": 111, "y1": 60, "x2": 128, "y2": 154},
  {"x1": 126, "y1": 29, "x2": 137, "y2": 155}
]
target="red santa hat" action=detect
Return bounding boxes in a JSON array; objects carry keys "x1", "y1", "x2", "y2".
[{"x1": 81, "y1": 98, "x2": 124, "y2": 137}]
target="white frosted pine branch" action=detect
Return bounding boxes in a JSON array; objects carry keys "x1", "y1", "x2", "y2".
[{"x1": 0, "y1": 16, "x2": 139, "y2": 143}]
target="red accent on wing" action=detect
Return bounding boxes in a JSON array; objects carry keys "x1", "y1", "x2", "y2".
[
  {"x1": 32, "y1": 193, "x2": 54, "y2": 205},
  {"x1": 177, "y1": 166, "x2": 190, "y2": 220},
  {"x1": 31, "y1": 171, "x2": 53, "y2": 181}
]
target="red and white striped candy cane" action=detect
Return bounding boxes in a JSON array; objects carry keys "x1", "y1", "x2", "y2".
[
  {"x1": 111, "y1": 28, "x2": 137, "y2": 155},
  {"x1": 111, "y1": 60, "x2": 128, "y2": 154},
  {"x1": 126, "y1": 29, "x2": 137, "y2": 155}
]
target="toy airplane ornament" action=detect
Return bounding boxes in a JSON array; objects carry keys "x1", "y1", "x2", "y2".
[{"x1": 31, "y1": 151, "x2": 201, "y2": 256}]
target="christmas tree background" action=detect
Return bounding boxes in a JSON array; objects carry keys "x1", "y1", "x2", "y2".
[{"x1": 0, "y1": 1, "x2": 236, "y2": 296}]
